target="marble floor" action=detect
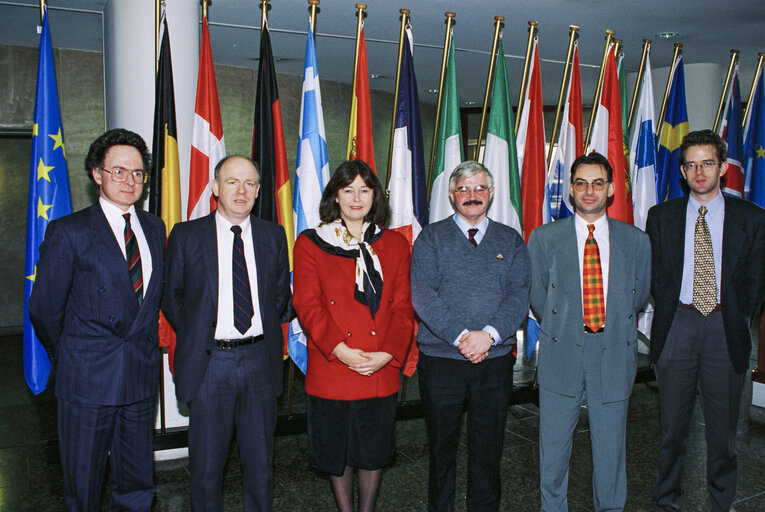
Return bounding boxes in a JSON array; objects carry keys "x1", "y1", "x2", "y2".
[{"x1": 3, "y1": 333, "x2": 765, "y2": 511}]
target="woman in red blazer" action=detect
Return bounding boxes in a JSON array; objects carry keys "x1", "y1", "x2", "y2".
[{"x1": 293, "y1": 160, "x2": 415, "y2": 512}]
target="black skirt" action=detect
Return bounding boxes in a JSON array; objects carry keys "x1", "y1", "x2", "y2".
[{"x1": 306, "y1": 393, "x2": 398, "y2": 476}]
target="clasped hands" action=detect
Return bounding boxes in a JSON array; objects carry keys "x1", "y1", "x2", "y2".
[
  {"x1": 458, "y1": 330, "x2": 493, "y2": 364},
  {"x1": 332, "y1": 342, "x2": 393, "y2": 377}
]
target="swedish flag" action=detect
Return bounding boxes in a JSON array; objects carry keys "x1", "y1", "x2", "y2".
[
  {"x1": 24, "y1": 10, "x2": 72, "y2": 394},
  {"x1": 656, "y1": 56, "x2": 690, "y2": 201}
]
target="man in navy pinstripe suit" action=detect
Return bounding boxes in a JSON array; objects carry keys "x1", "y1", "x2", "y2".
[{"x1": 29, "y1": 129, "x2": 165, "y2": 512}]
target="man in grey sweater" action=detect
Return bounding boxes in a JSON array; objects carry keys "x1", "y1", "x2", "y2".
[{"x1": 411, "y1": 160, "x2": 531, "y2": 512}]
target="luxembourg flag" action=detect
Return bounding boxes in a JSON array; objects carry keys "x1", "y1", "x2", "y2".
[
  {"x1": 629, "y1": 48, "x2": 657, "y2": 231},
  {"x1": 388, "y1": 27, "x2": 427, "y2": 244},
  {"x1": 188, "y1": 17, "x2": 226, "y2": 220},
  {"x1": 717, "y1": 67, "x2": 745, "y2": 198},
  {"x1": 548, "y1": 44, "x2": 583, "y2": 221},
  {"x1": 290, "y1": 18, "x2": 330, "y2": 374}
]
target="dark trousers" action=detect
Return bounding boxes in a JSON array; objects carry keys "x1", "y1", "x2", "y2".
[
  {"x1": 58, "y1": 395, "x2": 156, "y2": 512},
  {"x1": 418, "y1": 352, "x2": 514, "y2": 512},
  {"x1": 188, "y1": 342, "x2": 277, "y2": 512},
  {"x1": 653, "y1": 308, "x2": 745, "y2": 512}
]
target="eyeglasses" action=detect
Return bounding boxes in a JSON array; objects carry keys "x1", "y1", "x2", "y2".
[
  {"x1": 453, "y1": 185, "x2": 492, "y2": 195},
  {"x1": 682, "y1": 160, "x2": 720, "y2": 173},
  {"x1": 573, "y1": 179, "x2": 609, "y2": 192},
  {"x1": 98, "y1": 166, "x2": 148, "y2": 183}
]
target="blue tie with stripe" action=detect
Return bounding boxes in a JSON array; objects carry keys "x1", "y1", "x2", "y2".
[{"x1": 231, "y1": 225, "x2": 253, "y2": 334}]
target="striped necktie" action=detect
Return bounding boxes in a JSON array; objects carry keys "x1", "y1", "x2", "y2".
[
  {"x1": 468, "y1": 228, "x2": 479, "y2": 247},
  {"x1": 582, "y1": 224, "x2": 605, "y2": 331},
  {"x1": 692, "y1": 205, "x2": 717, "y2": 316},
  {"x1": 231, "y1": 225, "x2": 254, "y2": 334},
  {"x1": 123, "y1": 213, "x2": 143, "y2": 306}
]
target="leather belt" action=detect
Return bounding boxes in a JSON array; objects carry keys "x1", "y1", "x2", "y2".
[
  {"x1": 678, "y1": 302, "x2": 721, "y2": 313},
  {"x1": 215, "y1": 334, "x2": 264, "y2": 349}
]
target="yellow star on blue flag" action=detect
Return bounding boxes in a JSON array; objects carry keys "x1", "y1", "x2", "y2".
[{"x1": 24, "y1": 8, "x2": 72, "y2": 395}]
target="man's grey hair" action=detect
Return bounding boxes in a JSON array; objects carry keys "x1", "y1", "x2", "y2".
[{"x1": 448, "y1": 160, "x2": 495, "y2": 191}]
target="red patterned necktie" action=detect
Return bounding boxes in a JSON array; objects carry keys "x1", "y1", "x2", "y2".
[
  {"x1": 123, "y1": 213, "x2": 143, "y2": 306},
  {"x1": 582, "y1": 224, "x2": 605, "y2": 331},
  {"x1": 468, "y1": 228, "x2": 478, "y2": 247}
]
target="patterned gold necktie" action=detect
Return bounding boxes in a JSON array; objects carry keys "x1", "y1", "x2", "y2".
[{"x1": 692, "y1": 205, "x2": 717, "y2": 316}]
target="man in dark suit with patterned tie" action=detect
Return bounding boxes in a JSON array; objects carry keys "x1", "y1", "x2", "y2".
[
  {"x1": 163, "y1": 155, "x2": 291, "y2": 511},
  {"x1": 647, "y1": 130, "x2": 765, "y2": 511},
  {"x1": 29, "y1": 129, "x2": 165, "y2": 511}
]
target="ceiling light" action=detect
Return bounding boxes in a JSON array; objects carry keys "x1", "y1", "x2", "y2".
[
  {"x1": 655, "y1": 31, "x2": 680, "y2": 39},
  {"x1": 428, "y1": 88, "x2": 438, "y2": 94},
  {"x1": 368, "y1": 73, "x2": 381, "y2": 80}
]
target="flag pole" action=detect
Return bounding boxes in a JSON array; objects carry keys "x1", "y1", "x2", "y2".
[
  {"x1": 386, "y1": 9, "x2": 410, "y2": 187},
  {"x1": 656, "y1": 43, "x2": 682, "y2": 146},
  {"x1": 546, "y1": 25, "x2": 579, "y2": 170},
  {"x1": 474, "y1": 16, "x2": 504, "y2": 162},
  {"x1": 202, "y1": 0, "x2": 207, "y2": 20},
  {"x1": 515, "y1": 21, "x2": 539, "y2": 133},
  {"x1": 346, "y1": 4, "x2": 367, "y2": 159},
  {"x1": 154, "y1": 0, "x2": 165, "y2": 434},
  {"x1": 613, "y1": 39, "x2": 622, "y2": 60},
  {"x1": 628, "y1": 39, "x2": 651, "y2": 130},
  {"x1": 260, "y1": 0, "x2": 269, "y2": 30},
  {"x1": 39, "y1": 0, "x2": 44, "y2": 24},
  {"x1": 308, "y1": 0, "x2": 319, "y2": 34},
  {"x1": 427, "y1": 12, "x2": 456, "y2": 197},
  {"x1": 585, "y1": 30, "x2": 614, "y2": 149},
  {"x1": 713, "y1": 49, "x2": 740, "y2": 133},
  {"x1": 744, "y1": 53, "x2": 765, "y2": 128},
  {"x1": 155, "y1": 0, "x2": 161, "y2": 74}
]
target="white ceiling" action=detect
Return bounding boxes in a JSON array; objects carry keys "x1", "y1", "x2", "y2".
[{"x1": 1, "y1": 0, "x2": 764, "y2": 107}]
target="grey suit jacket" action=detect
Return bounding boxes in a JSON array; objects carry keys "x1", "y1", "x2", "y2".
[{"x1": 528, "y1": 215, "x2": 651, "y2": 402}]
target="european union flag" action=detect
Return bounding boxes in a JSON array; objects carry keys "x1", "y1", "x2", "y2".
[
  {"x1": 24, "y1": 10, "x2": 72, "y2": 394},
  {"x1": 656, "y1": 56, "x2": 689, "y2": 201}
]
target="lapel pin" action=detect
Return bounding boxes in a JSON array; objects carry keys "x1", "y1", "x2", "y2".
[{"x1": 497, "y1": 254, "x2": 503, "y2": 260}]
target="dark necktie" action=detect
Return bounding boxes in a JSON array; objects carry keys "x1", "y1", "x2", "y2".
[
  {"x1": 468, "y1": 228, "x2": 479, "y2": 247},
  {"x1": 693, "y1": 205, "x2": 717, "y2": 316},
  {"x1": 582, "y1": 224, "x2": 605, "y2": 331},
  {"x1": 123, "y1": 213, "x2": 143, "y2": 306},
  {"x1": 231, "y1": 225, "x2": 254, "y2": 334}
]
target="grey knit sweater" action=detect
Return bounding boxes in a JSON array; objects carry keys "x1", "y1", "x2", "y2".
[{"x1": 410, "y1": 216, "x2": 531, "y2": 360}]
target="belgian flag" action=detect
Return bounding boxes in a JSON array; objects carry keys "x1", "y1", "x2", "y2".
[
  {"x1": 252, "y1": 22, "x2": 294, "y2": 268},
  {"x1": 150, "y1": 18, "x2": 181, "y2": 365}
]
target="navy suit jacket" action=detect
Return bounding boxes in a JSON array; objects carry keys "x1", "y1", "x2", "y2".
[
  {"x1": 646, "y1": 194, "x2": 765, "y2": 374},
  {"x1": 29, "y1": 203, "x2": 166, "y2": 405},
  {"x1": 162, "y1": 213, "x2": 291, "y2": 404}
]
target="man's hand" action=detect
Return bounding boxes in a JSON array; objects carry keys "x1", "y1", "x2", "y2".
[
  {"x1": 457, "y1": 330, "x2": 493, "y2": 364},
  {"x1": 348, "y1": 351, "x2": 394, "y2": 376}
]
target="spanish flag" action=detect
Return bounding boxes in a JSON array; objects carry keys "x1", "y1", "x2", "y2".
[
  {"x1": 252, "y1": 21, "x2": 294, "y2": 269},
  {"x1": 347, "y1": 27, "x2": 376, "y2": 173},
  {"x1": 150, "y1": 18, "x2": 181, "y2": 366}
]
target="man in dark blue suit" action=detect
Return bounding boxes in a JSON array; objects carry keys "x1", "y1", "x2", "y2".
[
  {"x1": 163, "y1": 155, "x2": 291, "y2": 511},
  {"x1": 29, "y1": 129, "x2": 165, "y2": 511},
  {"x1": 647, "y1": 130, "x2": 765, "y2": 511}
]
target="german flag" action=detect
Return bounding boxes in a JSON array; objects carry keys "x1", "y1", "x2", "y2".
[
  {"x1": 252, "y1": 22, "x2": 294, "y2": 268},
  {"x1": 150, "y1": 18, "x2": 181, "y2": 365},
  {"x1": 347, "y1": 27, "x2": 376, "y2": 173}
]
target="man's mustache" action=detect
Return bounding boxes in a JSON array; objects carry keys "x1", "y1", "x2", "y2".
[{"x1": 462, "y1": 199, "x2": 483, "y2": 206}]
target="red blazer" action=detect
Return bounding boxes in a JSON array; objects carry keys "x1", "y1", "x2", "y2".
[{"x1": 293, "y1": 229, "x2": 415, "y2": 400}]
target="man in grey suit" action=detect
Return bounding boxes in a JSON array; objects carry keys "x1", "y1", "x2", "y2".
[
  {"x1": 411, "y1": 161, "x2": 530, "y2": 511},
  {"x1": 528, "y1": 152, "x2": 651, "y2": 512}
]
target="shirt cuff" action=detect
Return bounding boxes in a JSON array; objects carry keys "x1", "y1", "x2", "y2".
[
  {"x1": 482, "y1": 325, "x2": 501, "y2": 345},
  {"x1": 452, "y1": 329, "x2": 469, "y2": 346}
]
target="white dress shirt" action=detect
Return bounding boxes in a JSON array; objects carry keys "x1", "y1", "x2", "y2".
[
  {"x1": 214, "y1": 212, "x2": 263, "y2": 339},
  {"x1": 574, "y1": 212, "x2": 610, "y2": 314},
  {"x1": 99, "y1": 197, "x2": 152, "y2": 297}
]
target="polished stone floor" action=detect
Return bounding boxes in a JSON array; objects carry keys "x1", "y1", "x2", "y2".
[{"x1": 3, "y1": 333, "x2": 765, "y2": 511}]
